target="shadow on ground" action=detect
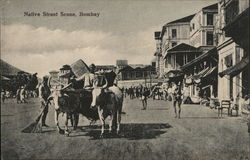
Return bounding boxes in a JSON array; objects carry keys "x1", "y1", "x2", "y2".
[
  {"x1": 1, "y1": 149, "x2": 20, "y2": 160},
  {"x1": 72, "y1": 123, "x2": 172, "y2": 140}
]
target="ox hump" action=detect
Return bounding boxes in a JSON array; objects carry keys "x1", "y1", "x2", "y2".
[{"x1": 108, "y1": 86, "x2": 123, "y2": 99}]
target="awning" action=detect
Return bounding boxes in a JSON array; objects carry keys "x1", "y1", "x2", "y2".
[
  {"x1": 219, "y1": 57, "x2": 249, "y2": 77},
  {"x1": 193, "y1": 67, "x2": 210, "y2": 80},
  {"x1": 164, "y1": 70, "x2": 184, "y2": 83},
  {"x1": 181, "y1": 47, "x2": 217, "y2": 70},
  {"x1": 203, "y1": 67, "x2": 217, "y2": 78},
  {"x1": 185, "y1": 67, "x2": 211, "y2": 84},
  {"x1": 164, "y1": 70, "x2": 183, "y2": 78},
  {"x1": 168, "y1": 74, "x2": 184, "y2": 83}
]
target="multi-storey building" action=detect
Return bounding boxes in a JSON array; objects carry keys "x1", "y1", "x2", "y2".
[
  {"x1": 178, "y1": 3, "x2": 219, "y2": 101},
  {"x1": 153, "y1": 31, "x2": 163, "y2": 77},
  {"x1": 161, "y1": 14, "x2": 195, "y2": 76},
  {"x1": 216, "y1": 0, "x2": 249, "y2": 113},
  {"x1": 189, "y1": 3, "x2": 218, "y2": 52}
]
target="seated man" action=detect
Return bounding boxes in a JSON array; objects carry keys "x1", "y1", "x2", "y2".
[{"x1": 75, "y1": 64, "x2": 96, "y2": 91}]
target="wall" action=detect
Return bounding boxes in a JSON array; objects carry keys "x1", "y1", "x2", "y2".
[
  {"x1": 190, "y1": 9, "x2": 218, "y2": 48},
  {"x1": 217, "y1": 41, "x2": 244, "y2": 101}
]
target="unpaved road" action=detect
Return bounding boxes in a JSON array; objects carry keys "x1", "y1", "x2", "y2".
[{"x1": 1, "y1": 97, "x2": 250, "y2": 160}]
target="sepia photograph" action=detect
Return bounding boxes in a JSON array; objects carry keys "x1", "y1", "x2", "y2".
[{"x1": 0, "y1": 0, "x2": 249, "y2": 159}]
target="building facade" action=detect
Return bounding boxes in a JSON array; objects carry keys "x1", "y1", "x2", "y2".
[
  {"x1": 216, "y1": 0, "x2": 249, "y2": 112},
  {"x1": 118, "y1": 65, "x2": 156, "y2": 81},
  {"x1": 189, "y1": 3, "x2": 218, "y2": 52},
  {"x1": 153, "y1": 31, "x2": 163, "y2": 77},
  {"x1": 161, "y1": 14, "x2": 195, "y2": 75}
]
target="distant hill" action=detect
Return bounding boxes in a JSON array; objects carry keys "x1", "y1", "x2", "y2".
[{"x1": 0, "y1": 59, "x2": 28, "y2": 76}]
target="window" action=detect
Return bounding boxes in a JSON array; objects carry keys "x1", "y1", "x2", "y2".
[
  {"x1": 206, "y1": 32, "x2": 214, "y2": 45},
  {"x1": 176, "y1": 54, "x2": 184, "y2": 67},
  {"x1": 192, "y1": 23, "x2": 195, "y2": 30},
  {"x1": 152, "y1": 62, "x2": 156, "y2": 67},
  {"x1": 224, "y1": 54, "x2": 233, "y2": 68},
  {"x1": 207, "y1": 14, "x2": 213, "y2": 25},
  {"x1": 172, "y1": 42, "x2": 177, "y2": 47},
  {"x1": 165, "y1": 60, "x2": 168, "y2": 68},
  {"x1": 220, "y1": 59, "x2": 223, "y2": 71},
  {"x1": 187, "y1": 54, "x2": 195, "y2": 62},
  {"x1": 172, "y1": 29, "x2": 177, "y2": 38}
]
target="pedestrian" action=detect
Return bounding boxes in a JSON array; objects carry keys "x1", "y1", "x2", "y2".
[
  {"x1": 16, "y1": 87, "x2": 21, "y2": 104},
  {"x1": 182, "y1": 85, "x2": 190, "y2": 104},
  {"x1": 141, "y1": 87, "x2": 150, "y2": 110},
  {"x1": 124, "y1": 88, "x2": 127, "y2": 98},
  {"x1": 1, "y1": 89, "x2": 6, "y2": 103},
  {"x1": 172, "y1": 84, "x2": 182, "y2": 118},
  {"x1": 39, "y1": 76, "x2": 51, "y2": 127},
  {"x1": 129, "y1": 87, "x2": 134, "y2": 99},
  {"x1": 20, "y1": 86, "x2": 27, "y2": 103}
]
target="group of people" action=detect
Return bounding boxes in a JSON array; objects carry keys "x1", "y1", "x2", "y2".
[
  {"x1": 122, "y1": 86, "x2": 149, "y2": 99},
  {"x1": 121, "y1": 82, "x2": 185, "y2": 118}
]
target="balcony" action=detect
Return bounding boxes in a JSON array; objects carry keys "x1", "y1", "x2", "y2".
[
  {"x1": 223, "y1": 0, "x2": 249, "y2": 51},
  {"x1": 224, "y1": 0, "x2": 239, "y2": 25}
]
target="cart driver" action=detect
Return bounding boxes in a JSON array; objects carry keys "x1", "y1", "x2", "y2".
[{"x1": 75, "y1": 63, "x2": 96, "y2": 91}]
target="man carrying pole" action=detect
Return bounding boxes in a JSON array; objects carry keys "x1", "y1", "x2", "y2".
[{"x1": 39, "y1": 76, "x2": 51, "y2": 127}]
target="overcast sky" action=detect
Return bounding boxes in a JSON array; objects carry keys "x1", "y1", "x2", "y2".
[{"x1": 1, "y1": 0, "x2": 218, "y2": 77}]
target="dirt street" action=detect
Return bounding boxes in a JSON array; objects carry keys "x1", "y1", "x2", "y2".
[{"x1": 1, "y1": 97, "x2": 250, "y2": 160}]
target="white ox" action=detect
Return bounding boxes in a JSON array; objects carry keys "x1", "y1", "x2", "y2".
[
  {"x1": 91, "y1": 78, "x2": 123, "y2": 137},
  {"x1": 48, "y1": 84, "x2": 79, "y2": 136}
]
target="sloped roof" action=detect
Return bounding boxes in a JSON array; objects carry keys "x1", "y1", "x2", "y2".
[
  {"x1": 118, "y1": 65, "x2": 134, "y2": 72},
  {"x1": 119, "y1": 65, "x2": 156, "y2": 72},
  {"x1": 0, "y1": 59, "x2": 28, "y2": 76},
  {"x1": 202, "y1": 3, "x2": 218, "y2": 10},
  {"x1": 164, "y1": 43, "x2": 200, "y2": 58},
  {"x1": 167, "y1": 43, "x2": 200, "y2": 53},
  {"x1": 143, "y1": 65, "x2": 156, "y2": 71},
  {"x1": 165, "y1": 14, "x2": 195, "y2": 26}
]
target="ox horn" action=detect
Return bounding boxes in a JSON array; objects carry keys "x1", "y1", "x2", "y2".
[
  {"x1": 101, "y1": 77, "x2": 108, "y2": 89},
  {"x1": 54, "y1": 83, "x2": 72, "y2": 91},
  {"x1": 47, "y1": 76, "x2": 52, "y2": 88},
  {"x1": 60, "y1": 83, "x2": 72, "y2": 90}
]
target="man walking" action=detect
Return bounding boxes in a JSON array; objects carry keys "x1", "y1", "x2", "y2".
[
  {"x1": 39, "y1": 76, "x2": 51, "y2": 127},
  {"x1": 141, "y1": 87, "x2": 150, "y2": 110},
  {"x1": 172, "y1": 84, "x2": 182, "y2": 118},
  {"x1": 1, "y1": 89, "x2": 6, "y2": 103}
]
